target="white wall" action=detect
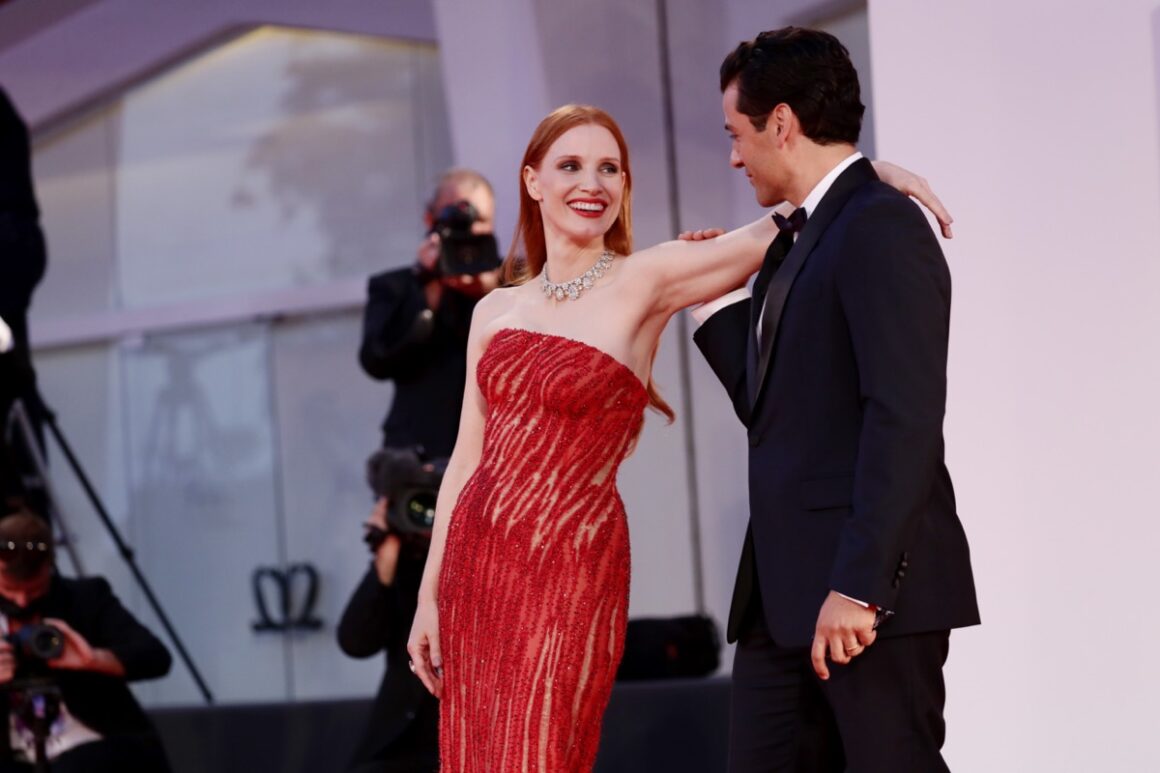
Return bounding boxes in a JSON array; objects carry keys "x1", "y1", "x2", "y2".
[{"x1": 870, "y1": 2, "x2": 1160, "y2": 770}]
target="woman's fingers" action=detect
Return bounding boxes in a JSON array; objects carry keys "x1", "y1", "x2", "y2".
[
  {"x1": 677, "y1": 228, "x2": 725, "y2": 241},
  {"x1": 407, "y1": 635, "x2": 437, "y2": 696},
  {"x1": 407, "y1": 624, "x2": 444, "y2": 698}
]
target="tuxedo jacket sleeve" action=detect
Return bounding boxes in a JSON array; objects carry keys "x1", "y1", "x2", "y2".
[
  {"x1": 693, "y1": 299, "x2": 754, "y2": 427},
  {"x1": 829, "y1": 195, "x2": 952, "y2": 608}
]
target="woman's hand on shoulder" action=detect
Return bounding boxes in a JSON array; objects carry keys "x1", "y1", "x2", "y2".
[{"x1": 870, "y1": 160, "x2": 954, "y2": 238}]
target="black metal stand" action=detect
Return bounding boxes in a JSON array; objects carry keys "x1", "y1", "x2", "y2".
[{"x1": 4, "y1": 396, "x2": 214, "y2": 704}]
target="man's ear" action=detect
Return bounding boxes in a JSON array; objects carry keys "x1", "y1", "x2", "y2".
[
  {"x1": 770, "y1": 103, "x2": 793, "y2": 142},
  {"x1": 523, "y1": 165, "x2": 541, "y2": 202}
]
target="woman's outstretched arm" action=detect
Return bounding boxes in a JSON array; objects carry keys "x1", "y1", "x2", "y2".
[
  {"x1": 637, "y1": 159, "x2": 955, "y2": 316},
  {"x1": 629, "y1": 209, "x2": 785, "y2": 317}
]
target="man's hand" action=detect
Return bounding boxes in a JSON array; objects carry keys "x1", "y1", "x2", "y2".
[
  {"x1": 417, "y1": 233, "x2": 442, "y2": 273},
  {"x1": 0, "y1": 640, "x2": 14, "y2": 684},
  {"x1": 43, "y1": 618, "x2": 125, "y2": 677},
  {"x1": 368, "y1": 497, "x2": 401, "y2": 586},
  {"x1": 810, "y1": 591, "x2": 877, "y2": 680}
]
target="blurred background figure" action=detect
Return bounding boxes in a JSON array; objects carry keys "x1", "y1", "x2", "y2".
[
  {"x1": 0, "y1": 508, "x2": 172, "y2": 773},
  {"x1": 336, "y1": 495, "x2": 437, "y2": 773},
  {"x1": 0, "y1": 86, "x2": 48, "y2": 520},
  {"x1": 358, "y1": 168, "x2": 500, "y2": 460}
]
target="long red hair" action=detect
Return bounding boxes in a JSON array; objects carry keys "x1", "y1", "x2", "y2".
[{"x1": 502, "y1": 105, "x2": 673, "y2": 422}]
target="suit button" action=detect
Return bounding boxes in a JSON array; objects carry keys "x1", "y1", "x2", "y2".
[
  {"x1": 900, "y1": 560, "x2": 909, "y2": 569},
  {"x1": 892, "y1": 578, "x2": 901, "y2": 589}
]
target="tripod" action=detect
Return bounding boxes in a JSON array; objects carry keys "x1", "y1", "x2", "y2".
[{"x1": 3, "y1": 393, "x2": 214, "y2": 705}]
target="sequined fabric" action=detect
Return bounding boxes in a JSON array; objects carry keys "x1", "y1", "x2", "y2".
[{"x1": 437, "y1": 327, "x2": 648, "y2": 773}]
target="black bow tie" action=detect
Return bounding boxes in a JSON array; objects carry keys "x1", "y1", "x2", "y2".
[{"x1": 772, "y1": 207, "x2": 807, "y2": 234}]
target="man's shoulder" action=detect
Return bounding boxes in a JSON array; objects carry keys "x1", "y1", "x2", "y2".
[
  {"x1": 850, "y1": 180, "x2": 926, "y2": 219},
  {"x1": 833, "y1": 181, "x2": 934, "y2": 242}
]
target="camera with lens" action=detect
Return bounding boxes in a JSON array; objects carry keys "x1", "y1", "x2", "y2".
[
  {"x1": 429, "y1": 200, "x2": 501, "y2": 276},
  {"x1": 365, "y1": 447, "x2": 447, "y2": 541},
  {"x1": 6, "y1": 622, "x2": 64, "y2": 668}
]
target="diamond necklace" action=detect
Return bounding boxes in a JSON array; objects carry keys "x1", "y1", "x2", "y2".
[{"x1": 541, "y1": 250, "x2": 615, "y2": 301}]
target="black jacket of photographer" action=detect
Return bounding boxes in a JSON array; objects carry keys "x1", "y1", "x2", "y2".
[
  {"x1": 337, "y1": 545, "x2": 436, "y2": 771},
  {"x1": 359, "y1": 267, "x2": 478, "y2": 457},
  {"x1": 1, "y1": 574, "x2": 173, "y2": 765}
]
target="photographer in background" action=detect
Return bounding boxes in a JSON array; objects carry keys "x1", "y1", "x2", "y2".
[
  {"x1": 337, "y1": 490, "x2": 436, "y2": 773},
  {"x1": 1, "y1": 86, "x2": 49, "y2": 517},
  {"x1": 0, "y1": 509, "x2": 172, "y2": 772},
  {"x1": 358, "y1": 168, "x2": 499, "y2": 458}
]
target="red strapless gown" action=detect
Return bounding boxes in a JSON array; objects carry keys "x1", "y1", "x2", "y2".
[{"x1": 437, "y1": 327, "x2": 648, "y2": 772}]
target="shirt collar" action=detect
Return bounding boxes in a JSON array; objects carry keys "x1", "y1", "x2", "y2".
[{"x1": 799, "y1": 151, "x2": 863, "y2": 219}]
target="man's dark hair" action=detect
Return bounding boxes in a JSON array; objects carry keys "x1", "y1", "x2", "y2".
[
  {"x1": 720, "y1": 27, "x2": 864, "y2": 145},
  {"x1": 0, "y1": 508, "x2": 53, "y2": 581}
]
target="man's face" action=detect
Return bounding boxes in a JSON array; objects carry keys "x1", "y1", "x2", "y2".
[
  {"x1": 0, "y1": 563, "x2": 50, "y2": 610},
  {"x1": 431, "y1": 181, "x2": 496, "y2": 235},
  {"x1": 723, "y1": 82, "x2": 787, "y2": 207}
]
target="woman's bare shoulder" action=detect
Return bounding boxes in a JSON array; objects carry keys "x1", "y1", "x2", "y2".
[
  {"x1": 475, "y1": 284, "x2": 520, "y2": 317},
  {"x1": 471, "y1": 283, "x2": 535, "y2": 339}
]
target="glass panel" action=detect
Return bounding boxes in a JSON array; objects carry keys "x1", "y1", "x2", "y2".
[
  {"x1": 27, "y1": 343, "x2": 132, "y2": 588},
  {"x1": 270, "y1": 313, "x2": 390, "y2": 699},
  {"x1": 114, "y1": 27, "x2": 443, "y2": 308},
  {"x1": 28, "y1": 106, "x2": 121, "y2": 322},
  {"x1": 121, "y1": 324, "x2": 286, "y2": 705}
]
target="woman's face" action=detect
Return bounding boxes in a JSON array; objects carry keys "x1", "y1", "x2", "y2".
[{"x1": 525, "y1": 123, "x2": 625, "y2": 250}]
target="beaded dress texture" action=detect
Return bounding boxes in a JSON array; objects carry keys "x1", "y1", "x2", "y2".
[{"x1": 437, "y1": 327, "x2": 648, "y2": 772}]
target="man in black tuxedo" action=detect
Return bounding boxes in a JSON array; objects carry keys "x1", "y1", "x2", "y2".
[
  {"x1": 694, "y1": 28, "x2": 979, "y2": 772},
  {"x1": 0, "y1": 509, "x2": 172, "y2": 772}
]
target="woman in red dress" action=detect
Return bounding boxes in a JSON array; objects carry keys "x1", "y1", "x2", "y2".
[{"x1": 408, "y1": 105, "x2": 948, "y2": 772}]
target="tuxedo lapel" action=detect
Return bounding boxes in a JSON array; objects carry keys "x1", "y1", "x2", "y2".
[
  {"x1": 746, "y1": 237, "x2": 784, "y2": 405},
  {"x1": 751, "y1": 158, "x2": 878, "y2": 407}
]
